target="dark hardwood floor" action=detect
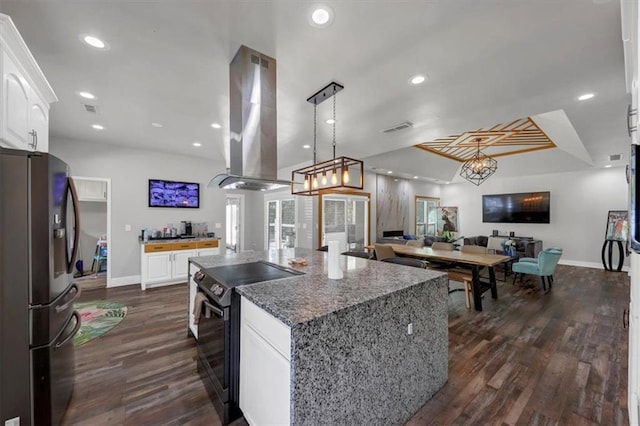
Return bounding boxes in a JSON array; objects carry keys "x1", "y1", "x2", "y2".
[{"x1": 63, "y1": 264, "x2": 629, "y2": 425}]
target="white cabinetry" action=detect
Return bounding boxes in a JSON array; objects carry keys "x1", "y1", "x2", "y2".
[
  {"x1": 140, "y1": 240, "x2": 220, "y2": 290},
  {"x1": 188, "y1": 271, "x2": 199, "y2": 339},
  {"x1": 75, "y1": 179, "x2": 107, "y2": 202},
  {"x1": 0, "y1": 14, "x2": 57, "y2": 151},
  {"x1": 240, "y1": 297, "x2": 291, "y2": 425}
]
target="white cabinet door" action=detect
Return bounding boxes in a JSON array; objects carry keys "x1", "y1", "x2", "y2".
[
  {"x1": 29, "y1": 90, "x2": 48, "y2": 152},
  {"x1": 144, "y1": 252, "x2": 172, "y2": 285},
  {"x1": 172, "y1": 250, "x2": 196, "y2": 280},
  {"x1": 240, "y1": 324, "x2": 290, "y2": 426},
  {"x1": 2, "y1": 53, "x2": 30, "y2": 149},
  {"x1": 76, "y1": 179, "x2": 107, "y2": 202},
  {"x1": 197, "y1": 248, "x2": 219, "y2": 257}
]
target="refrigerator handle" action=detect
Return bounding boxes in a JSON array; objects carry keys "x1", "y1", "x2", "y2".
[
  {"x1": 54, "y1": 283, "x2": 80, "y2": 314},
  {"x1": 66, "y1": 177, "x2": 81, "y2": 273},
  {"x1": 54, "y1": 311, "x2": 81, "y2": 350}
]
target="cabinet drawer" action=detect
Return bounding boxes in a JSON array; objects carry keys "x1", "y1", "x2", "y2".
[
  {"x1": 144, "y1": 243, "x2": 173, "y2": 253},
  {"x1": 172, "y1": 242, "x2": 198, "y2": 250},
  {"x1": 197, "y1": 240, "x2": 219, "y2": 248}
]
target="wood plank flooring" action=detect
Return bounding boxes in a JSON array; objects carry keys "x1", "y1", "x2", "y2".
[{"x1": 63, "y1": 264, "x2": 629, "y2": 425}]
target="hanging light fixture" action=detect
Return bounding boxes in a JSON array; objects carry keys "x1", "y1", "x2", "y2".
[
  {"x1": 459, "y1": 138, "x2": 498, "y2": 185},
  {"x1": 291, "y1": 82, "x2": 364, "y2": 196}
]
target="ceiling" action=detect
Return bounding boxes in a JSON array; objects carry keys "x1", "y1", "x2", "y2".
[{"x1": 0, "y1": 0, "x2": 630, "y2": 183}]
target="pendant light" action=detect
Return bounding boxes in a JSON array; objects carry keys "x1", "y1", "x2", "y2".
[
  {"x1": 460, "y1": 138, "x2": 498, "y2": 185},
  {"x1": 291, "y1": 81, "x2": 364, "y2": 196}
]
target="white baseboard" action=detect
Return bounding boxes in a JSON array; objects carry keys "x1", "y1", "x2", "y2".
[
  {"x1": 559, "y1": 259, "x2": 629, "y2": 272},
  {"x1": 108, "y1": 275, "x2": 141, "y2": 288}
]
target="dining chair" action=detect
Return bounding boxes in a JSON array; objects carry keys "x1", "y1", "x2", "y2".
[
  {"x1": 460, "y1": 245, "x2": 487, "y2": 254},
  {"x1": 486, "y1": 237, "x2": 507, "y2": 254},
  {"x1": 511, "y1": 247, "x2": 563, "y2": 292},
  {"x1": 406, "y1": 240, "x2": 424, "y2": 248},
  {"x1": 373, "y1": 244, "x2": 396, "y2": 261},
  {"x1": 342, "y1": 251, "x2": 372, "y2": 259},
  {"x1": 382, "y1": 257, "x2": 428, "y2": 269},
  {"x1": 431, "y1": 242, "x2": 454, "y2": 251}
]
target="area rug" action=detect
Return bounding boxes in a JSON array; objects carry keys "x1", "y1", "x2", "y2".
[{"x1": 73, "y1": 301, "x2": 127, "y2": 347}]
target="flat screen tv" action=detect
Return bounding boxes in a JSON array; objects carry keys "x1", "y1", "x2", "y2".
[
  {"x1": 482, "y1": 191, "x2": 550, "y2": 224},
  {"x1": 149, "y1": 179, "x2": 200, "y2": 208}
]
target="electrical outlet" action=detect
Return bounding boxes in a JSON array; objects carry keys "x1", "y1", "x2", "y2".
[
  {"x1": 5, "y1": 416, "x2": 20, "y2": 426},
  {"x1": 124, "y1": 224, "x2": 131, "y2": 232},
  {"x1": 407, "y1": 323, "x2": 413, "y2": 335},
  {"x1": 215, "y1": 223, "x2": 222, "y2": 229}
]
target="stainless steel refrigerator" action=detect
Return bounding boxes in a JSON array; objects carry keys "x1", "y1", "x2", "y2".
[{"x1": 0, "y1": 147, "x2": 81, "y2": 425}]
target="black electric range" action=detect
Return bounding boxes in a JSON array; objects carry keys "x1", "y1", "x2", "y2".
[{"x1": 192, "y1": 260, "x2": 304, "y2": 424}]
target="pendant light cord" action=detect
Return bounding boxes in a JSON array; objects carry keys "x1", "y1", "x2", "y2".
[
  {"x1": 313, "y1": 102, "x2": 318, "y2": 164},
  {"x1": 332, "y1": 85, "x2": 336, "y2": 159}
]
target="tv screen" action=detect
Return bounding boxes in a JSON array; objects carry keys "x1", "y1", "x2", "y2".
[
  {"x1": 149, "y1": 179, "x2": 200, "y2": 208},
  {"x1": 482, "y1": 191, "x2": 550, "y2": 224}
]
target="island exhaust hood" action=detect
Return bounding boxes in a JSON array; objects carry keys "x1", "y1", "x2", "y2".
[{"x1": 208, "y1": 46, "x2": 291, "y2": 191}]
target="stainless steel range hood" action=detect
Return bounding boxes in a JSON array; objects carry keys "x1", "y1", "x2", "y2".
[{"x1": 209, "y1": 45, "x2": 291, "y2": 191}]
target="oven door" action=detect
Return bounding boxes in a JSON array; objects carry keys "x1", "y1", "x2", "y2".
[{"x1": 197, "y1": 297, "x2": 231, "y2": 401}]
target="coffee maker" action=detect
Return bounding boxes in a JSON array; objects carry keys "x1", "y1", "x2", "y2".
[{"x1": 180, "y1": 221, "x2": 193, "y2": 237}]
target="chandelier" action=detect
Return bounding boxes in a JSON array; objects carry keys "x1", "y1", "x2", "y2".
[
  {"x1": 459, "y1": 138, "x2": 498, "y2": 185},
  {"x1": 291, "y1": 81, "x2": 364, "y2": 196}
]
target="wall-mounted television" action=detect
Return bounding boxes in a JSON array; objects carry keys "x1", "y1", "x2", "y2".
[
  {"x1": 482, "y1": 191, "x2": 550, "y2": 224},
  {"x1": 149, "y1": 179, "x2": 200, "y2": 208}
]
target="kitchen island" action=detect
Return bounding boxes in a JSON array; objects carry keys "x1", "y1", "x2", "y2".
[{"x1": 190, "y1": 248, "x2": 448, "y2": 426}]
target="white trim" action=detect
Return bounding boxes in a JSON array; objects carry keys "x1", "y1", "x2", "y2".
[
  {"x1": 72, "y1": 176, "x2": 112, "y2": 287},
  {"x1": 558, "y1": 259, "x2": 629, "y2": 272},
  {"x1": 226, "y1": 194, "x2": 244, "y2": 252},
  {"x1": 108, "y1": 275, "x2": 140, "y2": 287}
]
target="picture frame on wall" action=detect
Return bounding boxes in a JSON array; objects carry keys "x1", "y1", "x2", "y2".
[
  {"x1": 436, "y1": 207, "x2": 458, "y2": 236},
  {"x1": 605, "y1": 210, "x2": 628, "y2": 241}
]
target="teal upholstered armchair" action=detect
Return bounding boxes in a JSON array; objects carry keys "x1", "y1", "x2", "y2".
[{"x1": 511, "y1": 247, "x2": 563, "y2": 292}]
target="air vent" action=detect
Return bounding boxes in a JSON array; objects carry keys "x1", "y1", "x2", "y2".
[
  {"x1": 382, "y1": 121, "x2": 413, "y2": 133},
  {"x1": 84, "y1": 104, "x2": 98, "y2": 114},
  {"x1": 609, "y1": 153, "x2": 623, "y2": 161}
]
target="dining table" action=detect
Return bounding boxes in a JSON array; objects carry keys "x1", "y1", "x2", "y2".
[{"x1": 367, "y1": 244, "x2": 512, "y2": 311}]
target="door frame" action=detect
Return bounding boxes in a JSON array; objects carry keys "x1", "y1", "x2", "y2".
[
  {"x1": 72, "y1": 176, "x2": 112, "y2": 287},
  {"x1": 226, "y1": 194, "x2": 244, "y2": 253},
  {"x1": 318, "y1": 190, "x2": 371, "y2": 250}
]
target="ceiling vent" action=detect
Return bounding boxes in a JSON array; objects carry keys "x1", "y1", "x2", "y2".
[
  {"x1": 83, "y1": 104, "x2": 98, "y2": 114},
  {"x1": 382, "y1": 121, "x2": 413, "y2": 133},
  {"x1": 609, "y1": 153, "x2": 623, "y2": 161}
]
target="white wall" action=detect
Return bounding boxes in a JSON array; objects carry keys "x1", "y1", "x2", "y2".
[
  {"x1": 441, "y1": 167, "x2": 628, "y2": 268},
  {"x1": 51, "y1": 139, "x2": 227, "y2": 284}
]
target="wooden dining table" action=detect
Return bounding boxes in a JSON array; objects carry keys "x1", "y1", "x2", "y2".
[{"x1": 366, "y1": 244, "x2": 512, "y2": 311}]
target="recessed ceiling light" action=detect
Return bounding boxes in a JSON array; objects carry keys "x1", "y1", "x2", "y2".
[
  {"x1": 211, "y1": 123, "x2": 222, "y2": 129},
  {"x1": 192, "y1": 142, "x2": 202, "y2": 147},
  {"x1": 78, "y1": 91, "x2": 95, "y2": 100},
  {"x1": 303, "y1": 144, "x2": 311, "y2": 149},
  {"x1": 394, "y1": 179, "x2": 399, "y2": 182},
  {"x1": 578, "y1": 93, "x2": 595, "y2": 101},
  {"x1": 151, "y1": 122, "x2": 163, "y2": 128},
  {"x1": 260, "y1": 188, "x2": 266, "y2": 192},
  {"x1": 309, "y1": 5, "x2": 334, "y2": 27},
  {"x1": 387, "y1": 171, "x2": 393, "y2": 174},
  {"x1": 413, "y1": 176, "x2": 418, "y2": 179},
  {"x1": 326, "y1": 119, "x2": 336, "y2": 124},
  {"x1": 91, "y1": 124, "x2": 104, "y2": 130},
  {"x1": 409, "y1": 75, "x2": 426, "y2": 85},
  {"x1": 604, "y1": 165, "x2": 612, "y2": 168},
  {"x1": 81, "y1": 35, "x2": 107, "y2": 49}
]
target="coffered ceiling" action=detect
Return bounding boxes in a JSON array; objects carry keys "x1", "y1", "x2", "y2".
[{"x1": 0, "y1": 0, "x2": 630, "y2": 183}]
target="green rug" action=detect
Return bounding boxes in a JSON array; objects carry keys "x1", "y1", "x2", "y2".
[{"x1": 73, "y1": 301, "x2": 127, "y2": 347}]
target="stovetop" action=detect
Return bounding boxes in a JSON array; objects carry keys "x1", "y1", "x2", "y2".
[{"x1": 193, "y1": 261, "x2": 304, "y2": 306}]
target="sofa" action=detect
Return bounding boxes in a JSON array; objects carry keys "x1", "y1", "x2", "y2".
[
  {"x1": 463, "y1": 235, "x2": 543, "y2": 259},
  {"x1": 377, "y1": 235, "x2": 446, "y2": 247}
]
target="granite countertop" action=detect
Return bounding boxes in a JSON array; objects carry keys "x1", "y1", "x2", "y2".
[
  {"x1": 190, "y1": 248, "x2": 447, "y2": 327},
  {"x1": 139, "y1": 237, "x2": 220, "y2": 245}
]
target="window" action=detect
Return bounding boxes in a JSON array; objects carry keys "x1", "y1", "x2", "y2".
[
  {"x1": 320, "y1": 192, "x2": 369, "y2": 252},
  {"x1": 415, "y1": 196, "x2": 440, "y2": 237}
]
